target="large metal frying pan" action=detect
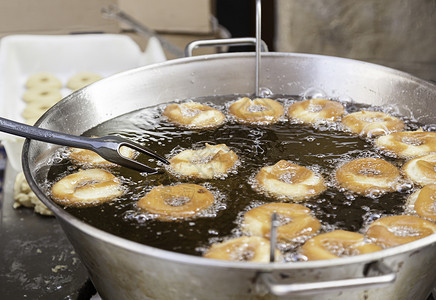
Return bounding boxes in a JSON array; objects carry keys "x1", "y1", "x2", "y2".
[{"x1": 23, "y1": 52, "x2": 436, "y2": 299}]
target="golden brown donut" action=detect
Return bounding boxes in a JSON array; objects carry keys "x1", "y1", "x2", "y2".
[
  {"x1": 402, "y1": 153, "x2": 436, "y2": 186},
  {"x1": 288, "y1": 98, "x2": 345, "y2": 124},
  {"x1": 163, "y1": 102, "x2": 226, "y2": 129},
  {"x1": 169, "y1": 143, "x2": 238, "y2": 179},
  {"x1": 375, "y1": 130, "x2": 436, "y2": 158},
  {"x1": 335, "y1": 157, "x2": 401, "y2": 196},
  {"x1": 69, "y1": 145, "x2": 136, "y2": 168},
  {"x1": 22, "y1": 87, "x2": 62, "y2": 105},
  {"x1": 254, "y1": 160, "x2": 326, "y2": 201},
  {"x1": 300, "y1": 230, "x2": 382, "y2": 260},
  {"x1": 25, "y1": 72, "x2": 62, "y2": 89},
  {"x1": 67, "y1": 72, "x2": 102, "y2": 90},
  {"x1": 137, "y1": 184, "x2": 215, "y2": 221},
  {"x1": 341, "y1": 111, "x2": 404, "y2": 137},
  {"x1": 228, "y1": 97, "x2": 284, "y2": 125},
  {"x1": 366, "y1": 215, "x2": 436, "y2": 248},
  {"x1": 203, "y1": 236, "x2": 281, "y2": 263},
  {"x1": 242, "y1": 203, "x2": 321, "y2": 242},
  {"x1": 407, "y1": 184, "x2": 436, "y2": 222},
  {"x1": 51, "y1": 169, "x2": 123, "y2": 207}
]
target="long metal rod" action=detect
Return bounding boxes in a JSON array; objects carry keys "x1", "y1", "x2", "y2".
[
  {"x1": 269, "y1": 212, "x2": 279, "y2": 263},
  {"x1": 255, "y1": 0, "x2": 262, "y2": 97}
]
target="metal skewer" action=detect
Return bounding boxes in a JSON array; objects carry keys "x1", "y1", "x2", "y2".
[
  {"x1": 255, "y1": 0, "x2": 262, "y2": 97},
  {"x1": 269, "y1": 212, "x2": 279, "y2": 263}
]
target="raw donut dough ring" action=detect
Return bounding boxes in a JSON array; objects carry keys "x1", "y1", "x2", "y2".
[
  {"x1": 67, "y1": 72, "x2": 102, "y2": 90},
  {"x1": 25, "y1": 72, "x2": 62, "y2": 89},
  {"x1": 375, "y1": 130, "x2": 436, "y2": 158},
  {"x1": 407, "y1": 184, "x2": 436, "y2": 222},
  {"x1": 163, "y1": 102, "x2": 226, "y2": 129},
  {"x1": 366, "y1": 215, "x2": 436, "y2": 248},
  {"x1": 341, "y1": 111, "x2": 404, "y2": 137},
  {"x1": 51, "y1": 169, "x2": 123, "y2": 207},
  {"x1": 300, "y1": 230, "x2": 382, "y2": 260},
  {"x1": 254, "y1": 160, "x2": 326, "y2": 201},
  {"x1": 242, "y1": 203, "x2": 321, "y2": 242},
  {"x1": 203, "y1": 236, "x2": 281, "y2": 263},
  {"x1": 402, "y1": 153, "x2": 436, "y2": 186},
  {"x1": 137, "y1": 183, "x2": 215, "y2": 221},
  {"x1": 22, "y1": 87, "x2": 62, "y2": 105},
  {"x1": 169, "y1": 143, "x2": 238, "y2": 179},
  {"x1": 335, "y1": 157, "x2": 401, "y2": 196},
  {"x1": 228, "y1": 97, "x2": 284, "y2": 125},
  {"x1": 288, "y1": 98, "x2": 345, "y2": 124}
]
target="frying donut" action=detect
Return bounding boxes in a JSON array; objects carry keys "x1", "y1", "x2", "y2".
[
  {"x1": 51, "y1": 169, "x2": 123, "y2": 207},
  {"x1": 137, "y1": 183, "x2": 214, "y2": 221},
  {"x1": 341, "y1": 111, "x2": 404, "y2": 137},
  {"x1": 375, "y1": 130, "x2": 436, "y2": 158},
  {"x1": 254, "y1": 160, "x2": 326, "y2": 201},
  {"x1": 335, "y1": 157, "x2": 401, "y2": 196},
  {"x1": 402, "y1": 153, "x2": 436, "y2": 186},
  {"x1": 67, "y1": 72, "x2": 102, "y2": 90},
  {"x1": 22, "y1": 87, "x2": 62, "y2": 105},
  {"x1": 203, "y1": 236, "x2": 281, "y2": 263},
  {"x1": 242, "y1": 203, "x2": 321, "y2": 242},
  {"x1": 228, "y1": 97, "x2": 284, "y2": 125},
  {"x1": 25, "y1": 72, "x2": 62, "y2": 89},
  {"x1": 366, "y1": 215, "x2": 436, "y2": 248},
  {"x1": 288, "y1": 98, "x2": 345, "y2": 124},
  {"x1": 162, "y1": 102, "x2": 226, "y2": 129},
  {"x1": 69, "y1": 145, "x2": 136, "y2": 168},
  {"x1": 169, "y1": 143, "x2": 238, "y2": 179},
  {"x1": 407, "y1": 184, "x2": 436, "y2": 222},
  {"x1": 300, "y1": 230, "x2": 382, "y2": 260}
]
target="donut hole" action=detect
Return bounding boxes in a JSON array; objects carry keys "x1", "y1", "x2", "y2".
[
  {"x1": 180, "y1": 106, "x2": 201, "y2": 117},
  {"x1": 164, "y1": 196, "x2": 191, "y2": 207},
  {"x1": 190, "y1": 154, "x2": 214, "y2": 164},
  {"x1": 360, "y1": 117, "x2": 385, "y2": 123},
  {"x1": 401, "y1": 137, "x2": 424, "y2": 146},
  {"x1": 278, "y1": 171, "x2": 298, "y2": 184},
  {"x1": 276, "y1": 213, "x2": 293, "y2": 226},
  {"x1": 358, "y1": 167, "x2": 381, "y2": 176},
  {"x1": 247, "y1": 104, "x2": 269, "y2": 113},
  {"x1": 230, "y1": 244, "x2": 256, "y2": 261},
  {"x1": 322, "y1": 241, "x2": 360, "y2": 257},
  {"x1": 307, "y1": 104, "x2": 323, "y2": 113},
  {"x1": 388, "y1": 226, "x2": 422, "y2": 237}
]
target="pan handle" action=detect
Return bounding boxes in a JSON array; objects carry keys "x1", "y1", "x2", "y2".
[
  {"x1": 257, "y1": 261, "x2": 396, "y2": 296},
  {"x1": 185, "y1": 37, "x2": 268, "y2": 57}
]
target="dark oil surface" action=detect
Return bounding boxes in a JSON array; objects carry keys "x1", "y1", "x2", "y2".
[{"x1": 46, "y1": 94, "x2": 420, "y2": 258}]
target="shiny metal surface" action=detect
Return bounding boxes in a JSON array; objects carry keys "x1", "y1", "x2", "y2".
[{"x1": 22, "y1": 52, "x2": 436, "y2": 299}]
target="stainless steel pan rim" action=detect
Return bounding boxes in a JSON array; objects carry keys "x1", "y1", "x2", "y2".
[{"x1": 22, "y1": 51, "x2": 436, "y2": 271}]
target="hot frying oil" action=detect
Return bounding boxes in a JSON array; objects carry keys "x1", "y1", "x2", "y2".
[{"x1": 47, "y1": 95, "x2": 419, "y2": 258}]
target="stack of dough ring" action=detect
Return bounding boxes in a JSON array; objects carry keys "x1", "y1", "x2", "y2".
[
  {"x1": 366, "y1": 215, "x2": 436, "y2": 248},
  {"x1": 335, "y1": 157, "x2": 401, "y2": 196},
  {"x1": 69, "y1": 143, "x2": 136, "y2": 168},
  {"x1": 375, "y1": 130, "x2": 436, "y2": 158},
  {"x1": 402, "y1": 153, "x2": 436, "y2": 186},
  {"x1": 407, "y1": 184, "x2": 436, "y2": 222},
  {"x1": 228, "y1": 97, "x2": 284, "y2": 125},
  {"x1": 137, "y1": 183, "x2": 215, "y2": 221},
  {"x1": 254, "y1": 160, "x2": 326, "y2": 201},
  {"x1": 162, "y1": 102, "x2": 226, "y2": 129},
  {"x1": 203, "y1": 236, "x2": 281, "y2": 263},
  {"x1": 341, "y1": 111, "x2": 404, "y2": 137},
  {"x1": 51, "y1": 169, "x2": 124, "y2": 207},
  {"x1": 67, "y1": 72, "x2": 102, "y2": 91},
  {"x1": 22, "y1": 72, "x2": 63, "y2": 124},
  {"x1": 288, "y1": 98, "x2": 345, "y2": 125},
  {"x1": 300, "y1": 230, "x2": 382, "y2": 260},
  {"x1": 242, "y1": 203, "x2": 321, "y2": 242},
  {"x1": 169, "y1": 143, "x2": 238, "y2": 179}
]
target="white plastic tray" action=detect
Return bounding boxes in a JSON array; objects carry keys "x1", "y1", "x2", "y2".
[{"x1": 0, "y1": 34, "x2": 166, "y2": 171}]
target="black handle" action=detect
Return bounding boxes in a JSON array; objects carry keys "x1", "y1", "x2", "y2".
[{"x1": 0, "y1": 117, "x2": 96, "y2": 150}]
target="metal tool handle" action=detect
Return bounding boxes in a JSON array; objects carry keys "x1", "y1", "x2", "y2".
[
  {"x1": 258, "y1": 262, "x2": 396, "y2": 296},
  {"x1": 184, "y1": 37, "x2": 268, "y2": 57},
  {"x1": 0, "y1": 117, "x2": 99, "y2": 151}
]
